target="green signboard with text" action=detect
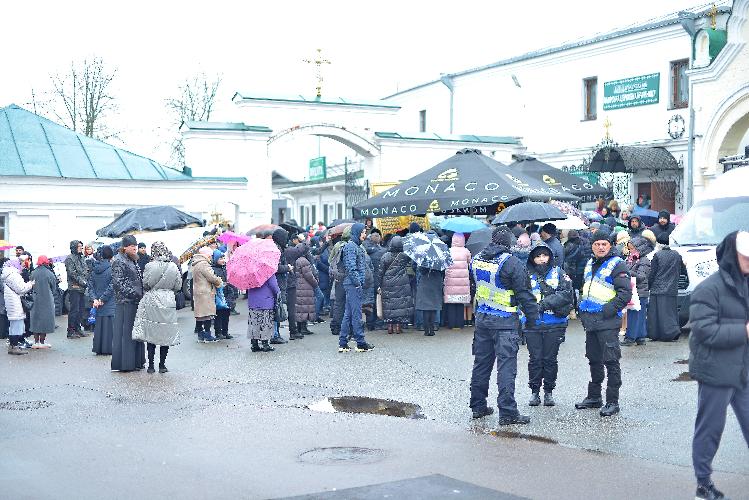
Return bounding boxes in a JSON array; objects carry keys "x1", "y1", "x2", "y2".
[
  {"x1": 603, "y1": 73, "x2": 660, "y2": 110},
  {"x1": 309, "y1": 157, "x2": 326, "y2": 181}
]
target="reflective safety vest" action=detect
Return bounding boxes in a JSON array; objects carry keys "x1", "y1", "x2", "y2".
[
  {"x1": 472, "y1": 253, "x2": 517, "y2": 317},
  {"x1": 579, "y1": 256, "x2": 623, "y2": 317},
  {"x1": 530, "y1": 266, "x2": 567, "y2": 326}
]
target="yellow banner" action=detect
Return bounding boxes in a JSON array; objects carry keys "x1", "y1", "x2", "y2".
[{"x1": 370, "y1": 182, "x2": 430, "y2": 235}]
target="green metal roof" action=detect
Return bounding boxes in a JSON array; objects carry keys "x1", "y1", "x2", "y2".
[
  {"x1": 374, "y1": 131, "x2": 521, "y2": 145},
  {"x1": 233, "y1": 93, "x2": 401, "y2": 110},
  {"x1": 182, "y1": 121, "x2": 272, "y2": 133},
  {"x1": 0, "y1": 104, "x2": 191, "y2": 181}
]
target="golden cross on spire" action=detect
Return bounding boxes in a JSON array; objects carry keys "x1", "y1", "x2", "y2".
[
  {"x1": 603, "y1": 117, "x2": 612, "y2": 140},
  {"x1": 303, "y1": 49, "x2": 332, "y2": 98},
  {"x1": 708, "y1": 4, "x2": 718, "y2": 30}
]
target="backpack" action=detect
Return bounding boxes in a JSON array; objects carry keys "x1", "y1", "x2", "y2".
[{"x1": 329, "y1": 242, "x2": 346, "y2": 284}]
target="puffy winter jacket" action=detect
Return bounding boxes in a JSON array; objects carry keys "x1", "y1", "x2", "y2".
[
  {"x1": 627, "y1": 237, "x2": 652, "y2": 299},
  {"x1": 378, "y1": 236, "x2": 414, "y2": 321},
  {"x1": 444, "y1": 233, "x2": 471, "y2": 304},
  {"x1": 111, "y1": 253, "x2": 144, "y2": 305},
  {"x1": 2, "y1": 265, "x2": 33, "y2": 321},
  {"x1": 316, "y1": 243, "x2": 331, "y2": 291},
  {"x1": 579, "y1": 251, "x2": 632, "y2": 332},
  {"x1": 64, "y1": 240, "x2": 88, "y2": 290},
  {"x1": 342, "y1": 224, "x2": 367, "y2": 288},
  {"x1": 295, "y1": 250, "x2": 319, "y2": 321},
  {"x1": 689, "y1": 232, "x2": 749, "y2": 389},
  {"x1": 87, "y1": 259, "x2": 115, "y2": 317},
  {"x1": 362, "y1": 238, "x2": 386, "y2": 290},
  {"x1": 648, "y1": 245, "x2": 684, "y2": 296}
]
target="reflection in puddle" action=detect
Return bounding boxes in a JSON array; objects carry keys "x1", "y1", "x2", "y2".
[{"x1": 308, "y1": 396, "x2": 425, "y2": 419}]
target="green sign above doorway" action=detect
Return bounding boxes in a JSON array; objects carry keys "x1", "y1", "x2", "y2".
[{"x1": 309, "y1": 157, "x2": 327, "y2": 181}]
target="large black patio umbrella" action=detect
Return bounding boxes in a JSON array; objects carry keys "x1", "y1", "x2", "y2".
[
  {"x1": 509, "y1": 157, "x2": 610, "y2": 203},
  {"x1": 353, "y1": 149, "x2": 579, "y2": 219},
  {"x1": 96, "y1": 206, "x2": 204, "y2": 238}
]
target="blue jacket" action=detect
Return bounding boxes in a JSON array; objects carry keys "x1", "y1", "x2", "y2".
[
  {"x1": 316, "y1": 244, "x2": 331, "y2": 291},
  {"x1": 342, "y1": 223, "x2": 367, "y2": 288},
  {"x1": 87, "y1": 259, "x2": 115, "y2": 317}
]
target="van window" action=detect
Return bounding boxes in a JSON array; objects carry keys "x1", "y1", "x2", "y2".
[{"x1": 671, "y1": 197, "x2": 749, "y2": 246}]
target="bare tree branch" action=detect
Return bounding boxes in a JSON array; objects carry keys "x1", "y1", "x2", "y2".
[
  {"x1": 165, "y1": 73, "x2": 222, "y2": 166},
  {"x1": 47, "y1": 57, "x2": 118, "y2": 139}
]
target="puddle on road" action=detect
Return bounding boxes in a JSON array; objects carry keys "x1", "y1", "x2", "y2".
[
  {"x1": 0, "y1": 400, "x2": 54, "y2": 411},
  {"x1": 672, "y1": 371, "x2": 693, "y2": 382},
  {"x1": 298, "y1": 446, "x2": 387, "y2": 465},
  {"x1": 308, "y1": 396, "x2": 425, "y2": 419},
  {"x1": 490, "y1": 430, "x2": 559, "y2": 445}
]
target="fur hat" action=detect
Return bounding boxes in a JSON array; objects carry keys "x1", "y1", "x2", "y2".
[
  {"x1": 592, "y1": 231, "x2": 611, "y2": 244},
  {"x1": 121, "y1": 235, "x2": 137, "y2": 248},
  {"x1": 641, "y1": 229, "x2": 657, "y2": 246},
  {"x1": 491, "y1": 228, "x2": 514, "y2": 247}
]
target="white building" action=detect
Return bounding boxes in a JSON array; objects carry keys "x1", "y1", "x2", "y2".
[
  {"x1": 0, "y1": 104, "x2": 250, "y2": 259},
  {"x1": 383, "y1": 2, "x2": 745, "y2": 215}
]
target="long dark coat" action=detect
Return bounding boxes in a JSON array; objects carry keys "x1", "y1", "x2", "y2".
[
  {"x1": 30, "y1": 265, "x2": 57, "y2": 334},
  {"x1": 87, "y1": 259, "x2": 115, "y2": 317},
  {"x1": 379, "y1": 236, "x2": 414, "y2": 321},
  {"x1": 415, "y1": 268, "x2": 444, "y2": 311},
  {"x1": 295, "y1": 253, "x2": 318, "y2": 321}
]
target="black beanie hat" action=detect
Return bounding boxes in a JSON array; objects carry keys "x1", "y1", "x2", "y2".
[
  {"x1": 137, "y1": 242, "x2": 146, "y2": 249},
  {"x1": 591, "y1": 231, "x2": 611, "y2": 244},
  {"x1": 541, "y1": 223, "x2": 557, "y2": 235},
  {"x1": 492, "y1": 227, "x2": 514, "y2": 247}
]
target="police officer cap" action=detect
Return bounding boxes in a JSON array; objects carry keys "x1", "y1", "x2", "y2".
[{"x1": 591, "y1": 231, "x2": 611, "y2": 244}]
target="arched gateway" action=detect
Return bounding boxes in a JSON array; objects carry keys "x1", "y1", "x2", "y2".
[{"x1": 181, "y1": 93, "x2": 524, "y2": 229}]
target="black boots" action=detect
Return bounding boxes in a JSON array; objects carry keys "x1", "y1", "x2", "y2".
[
  {"x1": 472, "y1": 407, "x2": 494, "y2": 419},
  {"x1": 497, "y1": 414, "x2": 531, "y2": 425},
  {"x1": 599, "y1": 402, "x2": 620, "y2": 417},
  {"x1": 251, "y1": 339, "x2": 262, "y2": 352},
  {"x1": 575, "y1": 396, "x2": 603, "y2": 409},
  {"x1": 543, "y1": 391, "x2": 555, "y2": 407},
  {"x1": 528, "y1": 392, "x2": 541, "y2": 406},
  {"x1": 261, "y1": 340, "x2": 274, "y2": 352}
]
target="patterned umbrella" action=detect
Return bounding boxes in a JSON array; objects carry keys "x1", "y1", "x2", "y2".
[
  {"x1": 548, "y1": 200, "x2": 589, "y2": 226},
  {"x1": 226, "y1": 238, "x2": 280, "y2": 290},
  {"x1": 179, "y1": 234, "x2": 216, "y2": 264},
  {"x1": 403, "y1": 232, "x2": 453, "y2": 271},
  {"x1": 329, "y1": 222, "x2": 354, "y2": 237}
]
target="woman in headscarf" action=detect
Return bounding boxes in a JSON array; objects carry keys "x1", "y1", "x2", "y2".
[
  {"x1": 132, "y1": 242, "x2": 182, "y2": 373},
  {"x1": 29, "y1": 256, "x2": 57, "y2": 348},
  {"x1": 3, "y1": 258, "x2": 34, "y2": 355},
  {"x1": 88, "y1": 245, "x2": 115, "y2": 355},
  {"x1": 191, "y1": 246, "x2": 224, "y2": 343}
]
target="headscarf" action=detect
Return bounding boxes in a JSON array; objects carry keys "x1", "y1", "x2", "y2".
[
  {"x1": 151, "y1": 241, "x2": 173, "y2": 261},
  {"x1": 198, "y1": 246, "x2": 213, "y2": 258},
  {"x1": 3, "y1": 257, "x2": 22, "y2": 271}
]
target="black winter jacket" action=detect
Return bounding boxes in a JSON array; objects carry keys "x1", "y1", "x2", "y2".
[
  {"x1": 525, "y1": 244, "x2": 575, "y2": 331},
  {"x1": 689, "y1": 232, "x2": 749, "y2": 389},
  {"x1": 648, "y1": 245, "x2": 684, "y2": 295},
  {"x1": 111, "y1": 253, "x2": 143, "y2": 304},
  {"x1": 542, "y1": 236, "x2": 564, "y2": 267},
  {"x1": 273, "y1": 229, "x2": 290, "y2": 293},
  {"x1": 627, "y1": 237, "x2": 652, "y2": 299},
  {"x1": 362, "y1": 238, "x2": 386, "y2": 290},
  {"x1": 579, "y1": 251, "x2": 632, "y2": 332},
  {"x1": 64, "y1": 240, "x2": 88, "y2": 290},
  {"x1": 378, "y1": 236, "x2": 414, "y2": 321}
]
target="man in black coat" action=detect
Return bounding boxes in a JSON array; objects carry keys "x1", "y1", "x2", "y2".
[
  {"x1": 64, "y1": 240, "x2": 88, "y2": 338},
  {"x1": 362, "y1": 233, "x2": 386, "y2": 331},
  {"x1": 576, "y1": 231, "x2": 632, "y2": 417},
  {"x1": 540, "y1": 223, "x2": 564, "y2": 267},
  {"x1": 689, "y1": 231, "x2": 749, "y2": 500},
  {"x1": 647, "y1": 232, "x2": 685, "y2": 341},
  {"x1": 651, "y1": 210, "x2": 676, "y2": 241}
]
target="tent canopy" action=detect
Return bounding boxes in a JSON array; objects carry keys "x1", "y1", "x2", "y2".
[
  {"x1": 589, "y1": 146, "x2": 679, "y2": 173},
  {"x1": 353, "y1": 149, "x2": 578, "y2": 219},
  {"x1": 96, "y1": 206, "x2": 204, "y2": 238},
  {"x1": 509, "y1": 157, "x2": 611, "y2": 202}
]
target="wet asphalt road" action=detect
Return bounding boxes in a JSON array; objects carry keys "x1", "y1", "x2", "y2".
[{"x1": 1, "y1": 300, "x2": 747, "y2": 499}]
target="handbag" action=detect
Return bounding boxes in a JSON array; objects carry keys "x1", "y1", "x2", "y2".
[
  {"x1": 175, "y1": 290, "x2": 186, "y2": 310},
  {"x1": 274, "y1": 294, "x2": 288, "y2": 322},
  {"x1": 87, "y1": 307, "x2": 97, "y2": 325},
  {"x1": 626, "y1": 276, "x2": 641, "y2": 311},
  {"x1": 20, "y1": 293, "x2": 34, "y2": 311},
  {"x1": 376, "y1": 291, "x2": 383, "y2": 320},
  {"x1": 215, "y1": 286, "x2": 229, "y2": 310}
]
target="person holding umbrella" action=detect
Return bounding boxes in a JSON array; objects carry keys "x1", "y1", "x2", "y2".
[{"x1": 469, "y1": 228, "x2": 539, "y2": 425}]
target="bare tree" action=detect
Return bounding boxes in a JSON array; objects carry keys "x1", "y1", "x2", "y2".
[
  {"x1": 166, "y1": 73, "x2": 222, "y2": 166},
  {"x1": 48, "y1": 57, "x2": 118, "y2": 139}
]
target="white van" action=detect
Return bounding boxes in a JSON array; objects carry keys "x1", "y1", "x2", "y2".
[{"x1": 671, "y1": 166, "x2": 749, "y2": 326}]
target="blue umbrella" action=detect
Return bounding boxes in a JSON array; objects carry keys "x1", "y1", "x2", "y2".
[{"x1": 440, "y1": 216, "x2": 487, "y2": 233}]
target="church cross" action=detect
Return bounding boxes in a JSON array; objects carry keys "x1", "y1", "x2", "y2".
[
  {"x1": 603, "y1": 117, "x2": 612, "y2": 140},
  {"x1": 303, "y1": 49, "x2": 332, "y2": 98},
  {"x1": 709, "y1": 4, "x2": 718, "y2": 30}
]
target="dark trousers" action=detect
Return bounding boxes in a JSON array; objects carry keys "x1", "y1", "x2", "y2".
[
  {"x1": 445, "y1": 303, "x2": 464, "y2": 328},
  {"x1": 340, "y1": 284, "x2": 365, "y2": 346},
  {"x1": 526, "y1": 327, "x2": 565, "y2": 392},
  {"x1": 692, "y1": 380, "x2": 749, "y2": 484},
  {"x1": 286, "y1": 287, "x2": 297, "y2": 335},
  {"x1": 0, "y1": 313, "x2": 8, "y2": 339},
  {"x1": 584, "y1": 328, "x2": 622, "y2": 403},
  {"x1": 422, "y1": 310, "x2": 436, "y2": 335},
  {"x1": 470, "y1": 326, "x2": 521, "y2": 418},
  {"x1": 647, "y1": 294, "x2": 680, "y2": 341},
  {"x1": 214, "y1": 309, "x2": 230, "y2": 335},
  {"x1": 330, "y1": 284, "x2": 345, "y2": 335},
  {"x1": 146, "y1": 343, "x2": 169, "y2": 366},
  {"x1": 67, "y1": 289, "x2": 85, "y2": 332}
]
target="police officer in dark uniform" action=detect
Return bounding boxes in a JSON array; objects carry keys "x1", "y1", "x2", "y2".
[
  {"x1": 576, "y1": 230, "x2": 632, "y2": 417},
  {"x1": 470, "y1": 228, "x2": 539, "y2": 425}
]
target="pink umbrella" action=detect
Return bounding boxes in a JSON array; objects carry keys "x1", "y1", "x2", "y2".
[
  {"x1": 226, "y1": 238, "x2": 280, "y2": 289},
  {"x1": 217, "y1": 231, "x2": 250, "y2": 246}
]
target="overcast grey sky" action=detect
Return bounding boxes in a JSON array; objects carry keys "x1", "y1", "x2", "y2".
[{"x1": 1, "y1": 0, "x2": 719, "y2": 165}]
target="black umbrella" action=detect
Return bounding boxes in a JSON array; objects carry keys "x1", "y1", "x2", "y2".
[
  {"x1": 509, "y1": 157, "x2": 611, "y2": 203},
  {"x1": 353, "y1": 149, "x2": 579, "y2": 219},
  {"x1": 492, "y1": 202, "x2": 567, "y2": 225},
  {"x1": 96, "y1": 206, "x2": 204, "y2": 238},
  {"x1": 330, "y1": 218, "x2": 357, "y2": 227},
  {"x1": 466, "y1": 227, "x2": 493, "y2": 256},
  {"x1": 280, "y1": 219, "x2": 304, "y2": 235}
]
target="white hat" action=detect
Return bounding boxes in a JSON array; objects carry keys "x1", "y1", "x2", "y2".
[{"x1": 736, "y1": 231, "x2": 749, "y2": 257}]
